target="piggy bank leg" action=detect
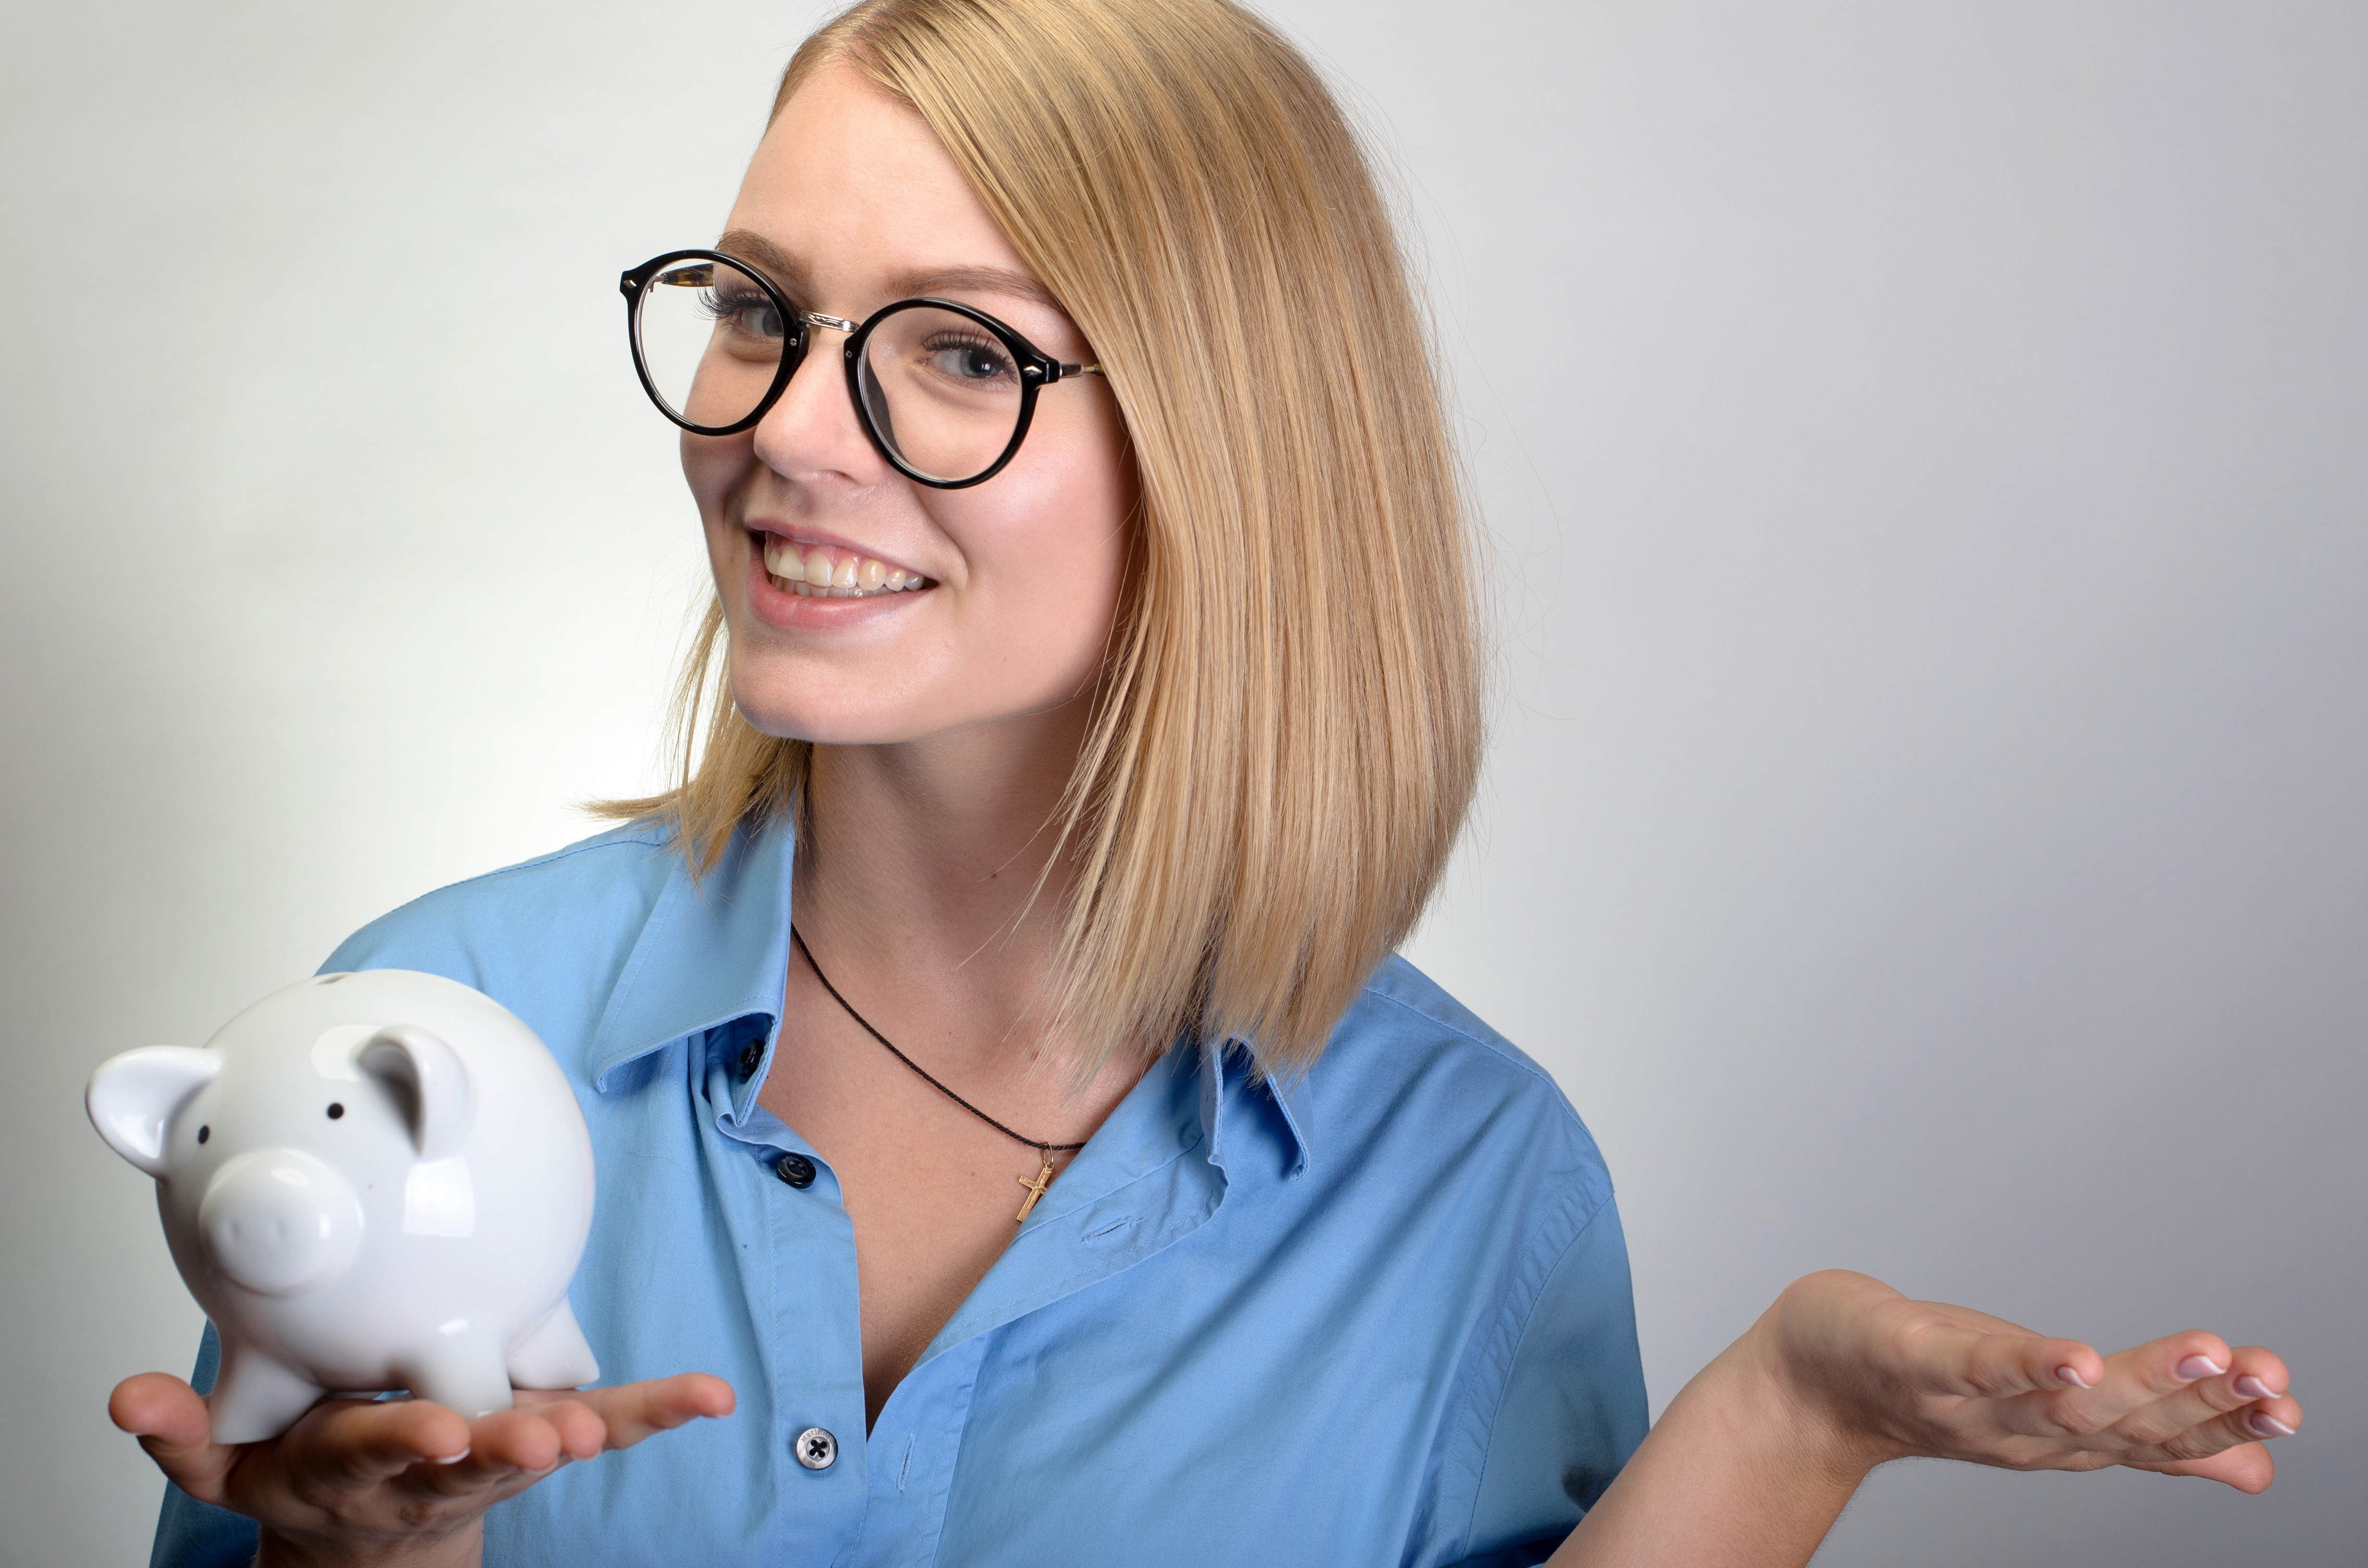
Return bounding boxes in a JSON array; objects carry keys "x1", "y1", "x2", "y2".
[
  {"x1": 209, "y1": 1340, "x2": 329, "y2": 1445},
  {"x1": 401, "y1": 1323, "x2": 515, "y2": 1422},
  {"x1": 506, "y1": 1299, "x2": 600, "y2": 1391}
]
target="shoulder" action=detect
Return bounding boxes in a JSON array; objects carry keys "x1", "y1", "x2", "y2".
[
  {"x1": 1284, "y1": 953, "x2": 1617, "y2": 1242},
  {"x1": 320, "y1": 821, "x2": 678, "y2": 1036},
  {"x1": 1347, "y1": 953, "x2": 1577, "y2": 1103},
  {"x1": 1335, "y1": 956, "x2": 1610, "y2": 1165}
]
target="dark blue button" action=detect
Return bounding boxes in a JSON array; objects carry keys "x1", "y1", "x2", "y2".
[
  {"x1": 775, "y1": 1152, "x2": 815, "y2": 1188},
  {"x1": 738, "y1": 1041, "x2": 763, "y2": 1078}
]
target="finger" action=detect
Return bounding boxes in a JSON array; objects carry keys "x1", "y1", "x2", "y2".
[
  {"x1": 455, "y1": 1407, "x2": 566, "y2": 1475},
  {"x1": 2111, "y1": 1355, "x2": 2303, "y2": 1449},
  {"x1": 389, "y1": 1407, "x2": 572, "y2": 1506},
  {"x1": 523, "y1": 1398, "x2": 611, "y2": 1463},
  {"x1": 110, "y1": 1374, "x2": 233, "y2": 1503},
  {"x1": 569, "y1": 1374, "x2": 736, "y2": 1448},
  {"x1": 111, "y1": 1373, "x2": 211, "y2": 1446},
  {"x1": 2224, "y1": 1345, "x2": 2294, "y2": 1407},
  {"x1": 2068, "y1": 1330, "x2": 2236, "y2": 1424},
  {"x1": 1911, "y1": 1300, "x2": 2050, "y2": 1341},
  {"x1": 2132, "y1": 1404, "x2": 2297, "y2": 1478},
  {"x1": 285, "y1": 1396, "x2": 475, "y2": 1485},
  {"x1": 2137, "y1": 1442, "x2": 2278, "y2": 1495},
  {"x1": 1898, "y1": 1319, "x2": 2103, "y2": 1397},
  {"x1": 2218, "y1": 1345, "x2": 2301, "y2": 1445}
]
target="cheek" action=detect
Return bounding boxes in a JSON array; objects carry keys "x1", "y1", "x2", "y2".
[
  {"x1": 975, "y1": 436, "x2": 1132, "y2": 649},
  {"x1": 681, "y1": 433, "x2": 753, "y2": 529}
]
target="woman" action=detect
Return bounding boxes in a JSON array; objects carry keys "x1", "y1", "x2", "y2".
[{"x1": 113, "y1": 2, "x2": 2301, "y2": 1564}]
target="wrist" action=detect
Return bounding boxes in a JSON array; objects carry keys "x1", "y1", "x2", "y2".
[{"x1": 1723, "y1": 1302, "x2": 1899, "y2": 1490}]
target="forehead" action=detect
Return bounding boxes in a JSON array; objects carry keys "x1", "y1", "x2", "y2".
[{"x1": 728, "y1": 61, "x2": 1035, "y2": 295}]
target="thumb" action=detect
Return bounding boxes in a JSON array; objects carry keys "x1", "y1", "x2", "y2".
[{"x1": 111, "y1": 1373, "x2": 236, "y2": 1505}]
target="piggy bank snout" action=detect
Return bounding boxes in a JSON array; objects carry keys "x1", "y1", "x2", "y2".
[{"x1": 198, "y1": 1149, "x2": 366, "y2": 1296}]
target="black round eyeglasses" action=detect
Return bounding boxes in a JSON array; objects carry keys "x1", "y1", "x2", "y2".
[{"x1": 620, "y1": 249, "x2": 1104, "y2": 490}]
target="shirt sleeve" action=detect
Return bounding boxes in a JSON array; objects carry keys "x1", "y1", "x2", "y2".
[
  {"x1": 149, "y1": 1323, "x2": 264, "y2": 1568},
  {"x1": 1448, "y1": 1193, "x2": 1651, "y2": 1567}
]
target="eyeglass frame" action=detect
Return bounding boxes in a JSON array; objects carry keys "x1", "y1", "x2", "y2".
[{"x1": 619, "y1": 248, "x2": 1104, "y2": 490}]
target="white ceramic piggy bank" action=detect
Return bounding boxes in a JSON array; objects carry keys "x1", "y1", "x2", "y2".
[{"x1": 86, "y1": 969, "x2": 598, "y2": 1443}]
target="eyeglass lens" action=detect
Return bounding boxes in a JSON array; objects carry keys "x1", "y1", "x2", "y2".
[
  {"x1": 637, "y1": 257, "x2": 792, "y2": 432},
  {"x1": 636, "y1": 257, "x2": 1029, "y2": 484}
]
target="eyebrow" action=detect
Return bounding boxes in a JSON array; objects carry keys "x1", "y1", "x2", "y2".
[{"x1": 715, "y1": 228, "x2": 1065, "y2": 315}]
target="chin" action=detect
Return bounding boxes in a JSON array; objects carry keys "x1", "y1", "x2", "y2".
[{"x1": 735, "y1": 705, "x2": 916, "y2": 747}]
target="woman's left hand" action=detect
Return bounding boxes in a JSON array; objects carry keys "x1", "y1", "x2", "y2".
[
  {"x1": 1758, "y1": 1269, "x2": 2301, "y2": 1492},
  {"x1": 1553, "y1": 1270, "x2": 2301, "y2": 1566}
]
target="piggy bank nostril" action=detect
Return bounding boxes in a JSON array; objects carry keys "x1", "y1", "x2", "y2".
[{"x1": 197, "y1": 1125, "x2": 210, "y2": 1144}]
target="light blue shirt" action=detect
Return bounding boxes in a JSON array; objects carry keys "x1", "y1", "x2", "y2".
[{"x1": 153, "y1": 818, "x2": 1647, "y2": 1567}]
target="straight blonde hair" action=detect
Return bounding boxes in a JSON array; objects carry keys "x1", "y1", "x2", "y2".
[{"x1": 599, "y1": 0, "x2": 1483, "y2": 1079}]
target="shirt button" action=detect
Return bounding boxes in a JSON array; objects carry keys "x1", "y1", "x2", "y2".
[
  {"x1": 738, "y1": 1041, "x2": 763, "y2": 1078},
  {"x1": 775, "y1": 1152, "x2": 816, "y2": 1188},
  {"x1": 793, "y1": 1426, "x2": 838, "y2": 1470}
]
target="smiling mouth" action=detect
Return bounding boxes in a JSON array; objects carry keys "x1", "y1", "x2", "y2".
[{"x1": 758, "y1": 534, "x2": 935, "y2": 599}]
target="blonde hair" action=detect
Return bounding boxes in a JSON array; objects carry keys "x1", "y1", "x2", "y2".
[{"x1": 599, "y1": 0, "x2": 1483, "y2": 1078}]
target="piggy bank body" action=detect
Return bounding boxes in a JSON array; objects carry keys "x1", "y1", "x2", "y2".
[{"x1": 87, "y1": 969, "x2": 598, "y2": 1443}]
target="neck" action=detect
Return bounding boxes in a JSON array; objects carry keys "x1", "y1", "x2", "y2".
[{"x1": 791, "y1": 693, "x2": 1099, "y2": 1083}]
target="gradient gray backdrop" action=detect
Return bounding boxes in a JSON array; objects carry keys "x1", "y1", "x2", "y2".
[{"x1": 3, "y1": 2, "x2": 2360, "y2": 1562}]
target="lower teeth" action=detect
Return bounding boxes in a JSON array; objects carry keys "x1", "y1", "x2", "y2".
[{"x1": 773, "y1": 575, "x2": 923, "y2": 599}]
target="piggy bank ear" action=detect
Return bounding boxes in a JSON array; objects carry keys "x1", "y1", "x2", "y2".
[
  {"x1": 358, "y1": 1025, "x2": 473, "y2": 1160},
  {"x1": 87, "y1": 1047, "x2": 222, "y2": 1176}
]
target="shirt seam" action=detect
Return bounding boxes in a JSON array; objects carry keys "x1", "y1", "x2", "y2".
[
  {"x1": 335, "y1": 828, "x2": 673, "y2": 939},
  {"x1": 1443, "y1": 1175, "x2": 1614, "y2": 1565},
  {"x1": 1358, "y1": 982, "x2": 1588, "y2": 1134}
]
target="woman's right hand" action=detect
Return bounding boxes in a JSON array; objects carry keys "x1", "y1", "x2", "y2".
[{"x1": 110, "y1": 1370, "x2": 735, "y2": 1568}]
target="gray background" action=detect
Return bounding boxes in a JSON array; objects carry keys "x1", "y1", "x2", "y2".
[{"x1": 2, "y1": 1, "x2": 2359, "y2": 1562}]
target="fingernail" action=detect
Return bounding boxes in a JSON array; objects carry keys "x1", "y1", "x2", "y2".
[
  {"x1": 2234, "y1": 1375, "x2": 2282, "y2": 1401},
  {"x1": 434, "y1": 1447, "x2": 470, "y2": 1464},
  {"x1": 2246, "y1": 1411, "x2": 2295, "y2": 1439},
  {"x1": 2055, "y1": 1365, "x2": 2092, "y2": 1389},
  {"x1": 2176, "y1": 1354, "x2": 2226, "y2": 1381}
]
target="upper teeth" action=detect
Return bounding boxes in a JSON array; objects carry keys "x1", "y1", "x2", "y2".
[{"x1": 761, "y1": 537, "x2": 925, "y2": 597}]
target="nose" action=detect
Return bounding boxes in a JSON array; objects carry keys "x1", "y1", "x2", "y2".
[
  {"x1": 751, "y1": 322, "x2": 883, "y2": 483},
  {"x1": 199, "y1": 1148, "x2": 366, "y2": 1296}
]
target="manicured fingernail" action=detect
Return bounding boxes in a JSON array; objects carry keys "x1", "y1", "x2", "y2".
[
  {"x1": 2055, "y1": 1365, "x2": 2092, "y2": 1389},
  {"x1": 2233, "y1": 1375, "x2": 2281, "y2": 1401},
  {"x1": 2246, "y1": 1411, "x2": 2295, "y2": 1439},
  {"x1": 434, "y1": 1447, "x2": 470, "y2": 1464},
  {"x1": 2176, "y1": 1355, "x2": 2226, "y2": 1381}
]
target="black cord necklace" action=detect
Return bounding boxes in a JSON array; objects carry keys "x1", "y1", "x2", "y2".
[{"x1": 791, "y1": 925, "x2": 1083, "y2": 1223}]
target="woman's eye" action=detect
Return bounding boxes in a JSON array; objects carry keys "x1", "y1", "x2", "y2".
[
  {"x1": 923, "y1": 334, "x2": 1015, "y2": 384},
  {"x1": 707, "y1": 290, "x2": 786, "y2": 342}
]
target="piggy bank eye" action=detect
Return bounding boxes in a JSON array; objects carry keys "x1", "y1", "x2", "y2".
[
  {"x1": 197, "y1": 1125, "x2": 210, "y2": 1144},
  {"x1": 327, "y1": 1102, "x2": 346, "y2": 1120}
]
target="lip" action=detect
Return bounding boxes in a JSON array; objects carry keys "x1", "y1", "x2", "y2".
[{"x1": 740, "y1": 533, "x2": 935, "y2": 630}]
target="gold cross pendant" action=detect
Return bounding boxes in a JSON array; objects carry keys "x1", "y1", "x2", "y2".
[{"x1": 1014, "y1": 1159, "x2": 1056, "y2": 1224}]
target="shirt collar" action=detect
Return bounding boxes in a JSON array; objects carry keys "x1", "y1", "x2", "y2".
[
  {"x1": 587, "y1": 814, "x2": 797, "y2": 1093},
  {"x1": 583, "y1": 812, "x2": 1314, "y2": 1175},
  {"x1": 1201, "y1": 1034, "x2": 1314, "y2": 1180}
]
